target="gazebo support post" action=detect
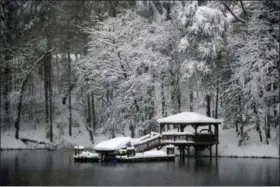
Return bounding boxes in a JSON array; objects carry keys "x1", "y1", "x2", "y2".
[
  {"x1": 215, "y1": 124, "x2": 219, "y2": 157},
  {"x1": 209, "y1": 124, "x2": 212, "y2": 132},
  {"x1": 180, "y1": 124, "x2": 185, "y2": 132},
  {"x1": 179, "y1": 145, "x2": 185, "y2": 157}
]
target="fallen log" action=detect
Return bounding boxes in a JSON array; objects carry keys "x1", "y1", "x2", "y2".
[{"x1": 19, "y1": 137, "x2": 57, "y2": 150}]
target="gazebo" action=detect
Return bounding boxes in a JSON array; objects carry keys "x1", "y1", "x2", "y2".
[{"x1": 157, "y1": 112, "x2": 223, "y2": 157}]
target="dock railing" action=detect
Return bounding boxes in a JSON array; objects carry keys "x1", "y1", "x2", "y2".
[
  {"x1": 161, "y1": 131, "x2": 217, "y2": 145},
  {"x1": 134, "y1": 133, "x2": 161, "y2": 152}
]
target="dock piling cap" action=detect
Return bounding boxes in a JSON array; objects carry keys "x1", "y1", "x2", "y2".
[
  {"x1": 166, "y1": 144, "x2": 174, "y2": 148},
  {"x1": 127, "y1": 146, "x2": 135, "y2": 150},
  {"x1": 74, "y1": 146, "x2": 84, "y2": 149}
]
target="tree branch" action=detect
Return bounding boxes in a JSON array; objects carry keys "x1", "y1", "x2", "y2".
[
  {"x1": 239, "y1": 0, "x2": 247, "y2": 17},
  {"x1": 222, "y1": 1, "x2": 246, "y2": 24}
]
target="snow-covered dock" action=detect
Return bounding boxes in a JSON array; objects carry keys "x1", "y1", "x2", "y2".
[
  {"x1": 73, "y1": 149, "x2": 175, "y2": 163},
  {"x1": 94, "y1": 132, "x2": 161, "y2": 154},
  {"x1": 116, "y1": 150, "x2": 175, "y2": 162},
  {"x1": 73, "y1": 151, "x2": 99, "y2": 162}
]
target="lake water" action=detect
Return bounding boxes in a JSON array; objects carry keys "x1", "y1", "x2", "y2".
[{"x1": 1, "y1": 150, "x2": 279, "y2": 185}]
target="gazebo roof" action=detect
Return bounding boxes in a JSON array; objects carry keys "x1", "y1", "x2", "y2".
[{"x1": 157, "y1": 112, "x2": 222, "y2": 125}]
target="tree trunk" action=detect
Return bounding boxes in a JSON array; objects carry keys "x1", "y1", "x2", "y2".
[
  {"x1": 176, "y1": 74, "x2": 181, "y2": 113},
  {"x1": 278, "y1": 24, "x2": 280, "y2": 156},
  {"x1": 68, "y1": 49, "x2": 72, "y2": 136},
  {"x1": 91, "y1": 93, "x2": 96, "y2": 131},
  {"x1": 130, "y1": 124, "x2": 135, "y2": 138},
  {"x1": 148, "y1": 72, "x2": 155, "y2": 119},
  {"x1": 47, "y1": 49, "x2": 53, "y2": 142},
  {"x1": 235, "y1": 121, "x2": 238, "y2": 133},
  {"x1": 215, "y1": 78, "x2": 219, "y2": 119},
  {"x1": 160, "y1": 74, "x2": 166, "y2": 117},
  {"x1": 253, "y1": 104, "x2": 262, "y2": 142},
  {"x1": 87, "y1": 94, "x2": 93, "y2": 142},
  {"x1": 56, "y1": 53, "x2": 60, "y2": 93},
  {"x1": 14, "y1": 76, "x2": 29, "y2": 139},
  {"x1": 0, "y1": 68, "x2": 2, "y2": 131},
  {"x1": 206, "y1": 94, "x2": 211, "y2": 117},
  {"x1": 4, "y1": 63, "x2": 10, "y2": 129},
  {"x1": 44, "y1": 55, "x2": 49, "y2": 123},
  {"x1": 267, "y1": 110, "x2": 271, "y2": 139},
  {"x1": 238, "y1": 94, "x2": 244, "y2": 137},
  {"x1": 190, "y1": 86, "x2": 194, "y2": 112},
  {"x1": 106, "y1": 87, "x2": 110, "y2": 104},
  {"x1": 265, "y1": 114, "x2": 269, "y2": 144},
  {"x1": 170, "y1": 67, "x2": 177, "y2": 114}
]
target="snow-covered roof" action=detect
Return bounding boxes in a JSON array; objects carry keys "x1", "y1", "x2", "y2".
[{"x1": 157, "y1": 112, "x2": 222, "y2": 124}]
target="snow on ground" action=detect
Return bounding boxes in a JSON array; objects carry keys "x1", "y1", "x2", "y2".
[
  {"x1": 1, "y1": 133, "x2": 28, "y2": 149},
  {"x1": 0, "y1": 126, "x2": 107, "y2": 150},
  {"x1": 217, "y1": 125, "x2": 279, "y2": 158},
  {"x1": 1, "y1": 123, "x2": 279, "y2": 158},
  {"x1": 183, "y1": 125, "x2": 279, "y2": 158}
]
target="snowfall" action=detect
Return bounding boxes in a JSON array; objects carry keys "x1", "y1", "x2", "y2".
[{"x1": 1, "y1": 121, "x2": 279, "y2": 158}]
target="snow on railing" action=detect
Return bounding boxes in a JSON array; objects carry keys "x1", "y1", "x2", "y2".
[{"x1": 161, "y1": 131, "x2": 194, "y2": 136}]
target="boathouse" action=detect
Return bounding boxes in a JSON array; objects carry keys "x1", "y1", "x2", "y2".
[{"x1": 157, "y1": 112, "x2": 222, "y2": 157}]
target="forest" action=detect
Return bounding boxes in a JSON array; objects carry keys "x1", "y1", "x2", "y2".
[{"x1": 0, "y1": 0, "x2": 279, "y2": 151}]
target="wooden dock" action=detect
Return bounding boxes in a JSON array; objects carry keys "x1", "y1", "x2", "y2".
[
  {"x1": 74, "y1": 112, "x2": 222, "y2": 163},
  {"x1": 73, "y1": 150, "x2": 175, "y2": 163},
  {"x1": 116, "y1": 155, "x2": 175, "y2": 163}
]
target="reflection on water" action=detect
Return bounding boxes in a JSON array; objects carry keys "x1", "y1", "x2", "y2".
[{"x1": 0, "y1": 150, "x2": 279, "y2": 186}]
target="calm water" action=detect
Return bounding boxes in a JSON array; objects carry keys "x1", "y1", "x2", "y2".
[{"x1": 0, "y1": 150, "x2": 279, "y2": 186}]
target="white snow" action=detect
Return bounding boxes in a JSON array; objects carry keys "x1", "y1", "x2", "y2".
[
  {"x1": 161, "y1": 140, "x2": 194, "y2": 144},
  {"x1": 127, "y1": 146, "x2": 135, "y2": 150},
  {"x1": 216, "y1": 125, "x2": 279, "y2": 158},
  {"x1": 1, "y1": 125, "x2": 279, "y2": 158},
  {"x1": 134, "y1": 133, "x2": 160, "y2": 144},
  {"x1": 1, "y1": 133, "x2": 28, "y2": 149},
  {"x1": 157, "y1": 112, "x2": 222, "y2": 124},
  {"x1": 94, "y1": 137, "x2": 140, "y2": 151},
  {"x1": 117, "y1": 150, "x2": 174, "y2": 159},
  {"x1": 162, "y1": 131, "x2": 193, "y2": 135},
  {"x1": 166, "y1": 144, "x2": 174, "y2": 148},
  {"x1": 74, "y1": 146, "x2": 84, "y2": 149},
  {"x1": 0, "y1": 127, "x2": 107, "y2": 150},
  {"x1": 183, "y1": 125, "x2": 279, "y2": 158},
  {"x1": 94, "y1": 133, "x2": 161, "y2": 151},
  {"x1": 74, "y1": 151, "x2": 99, "y2": 159}
]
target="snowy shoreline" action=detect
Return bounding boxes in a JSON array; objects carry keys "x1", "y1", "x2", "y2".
[
  {"x1": 0, "y1": 147, "x2": 279, "y2": 159},
  {"x1": 1, "y1": 125, "x2": 279, "y2": 159}
]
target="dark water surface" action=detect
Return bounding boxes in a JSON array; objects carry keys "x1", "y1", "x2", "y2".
[{"x1": 1, "y1": 150, "x2": 279, "y2": 186}]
